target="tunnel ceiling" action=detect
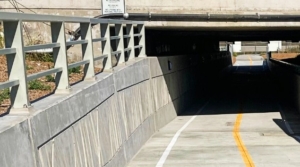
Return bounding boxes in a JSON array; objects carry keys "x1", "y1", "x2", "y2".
[{"x1": 146, "y1": 28, "x2": 300, "y2": 41}]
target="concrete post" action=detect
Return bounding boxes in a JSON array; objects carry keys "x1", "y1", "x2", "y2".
[
  {"x1": 126, "y1": 24, "x2": 135, "y2": 61},
  {"x1": 51, "y1": 22, "x2": 70, "y2": 93},
  {"x1": 80, "y1": 22, "x2": 95, "y2": 80},
  {"x1": 101, "y1": 23, "x2": 112, "y2": 70},
  {"x1": 228, "y1": 44, "x2": 234, "y2": 65},
  {"x1": 3, "y1": 20, "x2": 30, "y2": 110},
  {"x1": 115, "y1": 23, "x2": 125, "y2": 64},
  {"x1": 137, "y1": 24, "x2": 146, "y2": 57}
]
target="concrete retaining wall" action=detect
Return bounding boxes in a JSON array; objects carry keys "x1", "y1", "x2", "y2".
[
  {"x1": 268, "y1": 59, "x2": 300, "y2": 112},
  {"x1": 0, "y1": 55, "x2": 200, "y2": 167}
]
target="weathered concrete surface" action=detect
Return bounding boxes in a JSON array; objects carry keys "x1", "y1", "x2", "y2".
[
  {"x1": 128, "y1": 62, "x2": 300, "y2": 167},
  {"x1": 3, "y1": 0, "x2": 300, "y2": 13},
  {"x1": 3, "y1": 1, "x2": 300, "y2": 29},
  {"x1": 0, "y1": 117, "x2": 36, "y2": 167},
  {"x1": 0, "y1": 54, "x2": 208, "y2": 167}
]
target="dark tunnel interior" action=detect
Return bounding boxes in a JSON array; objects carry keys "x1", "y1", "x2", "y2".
[
  {"x1": 145, "y1": 28, "x2": 300, "y2": 56},
  {"x1": 143, "y1": 27, "x2": 300, "y2": 130}
]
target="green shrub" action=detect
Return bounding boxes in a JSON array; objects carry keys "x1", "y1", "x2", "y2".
[
  {"x1": 26, "y1": 65, "x2": 33, "y2": 70},
  {"x1": 0, "y1": 88, "x2": 10, "y2": 103},
  {"x1": 45, "y1": 75, "x2": 55, "y2": 82},
  {"x1": 26, "y1": 53, "x2": 54, "y2": 62},
  {"x1": 28, "y1": 80, "x2": 51, "y2": 90},
  {"x1": 68, "y1": 66, "x2": 81, "y2": 74}
]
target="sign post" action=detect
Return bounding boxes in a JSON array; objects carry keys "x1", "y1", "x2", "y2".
[{"x1": 102, "y1": 0, "x2": 126, "y2": 15}]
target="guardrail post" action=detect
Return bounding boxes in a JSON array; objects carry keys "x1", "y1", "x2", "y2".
[
  {"x1": 51, "y1": 22, "x2": 70, "y2": 93},
  {"x1": 115, "y1": 23, "x2": 125, "y2": 64},
  {"x1": 80, "y1": 22, "x2": 95, "y2": 80},
  {"x1": 101, "y1": 23, "x2": 112, "y2": 70},
  {"x1": 3, "y1": 20, "x2": 30, "y2": 111},
  {"x1": 228, "y1": 44, "x2": 233, "y2": 57},
  {"x1": 126, "y1": 23, "x2": 135, "y2": 61},
  {"x1": 137, "y1": 24, "x2": 146, "y2": 57}
]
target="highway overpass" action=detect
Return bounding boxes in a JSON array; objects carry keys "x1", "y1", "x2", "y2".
[{"x1": 0, "y1": 10, "x2": 300, "y2": 167}]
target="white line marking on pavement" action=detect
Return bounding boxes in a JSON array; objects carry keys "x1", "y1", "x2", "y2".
[{"x1": 156, "y1": 101, "x2": 210, "y2": 167}]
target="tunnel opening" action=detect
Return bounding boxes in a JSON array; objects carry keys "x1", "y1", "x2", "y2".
[
  {"x1": 128, "y1": 27, "x2": 300, "y2": 166},
  {"x1": 144, "y1": 27, "x2": 300, "y2": 134}
]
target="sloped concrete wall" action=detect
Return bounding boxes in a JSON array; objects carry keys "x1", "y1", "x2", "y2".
[
  {"x1": 0, "y1": 56, "x2": 200, "y2": 167},
  {"x1": 268, "y1": 59, "x2": 300, "y2": 112}
]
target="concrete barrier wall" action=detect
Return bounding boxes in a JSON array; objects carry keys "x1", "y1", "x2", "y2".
[
  {"x1": 268, "y1": 59, "x2": 300, "y2": 112},
  {"x1": 0, "y1": 55, "x2": 200, "y2": 167}
]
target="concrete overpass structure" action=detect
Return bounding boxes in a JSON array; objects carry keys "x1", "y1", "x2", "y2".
[
  {"x1": 2, "y1": 0, "x2": 300, "y2": 59},
  {"x1": 1, "y1": 5, "x2": 300, "y2": 167}
]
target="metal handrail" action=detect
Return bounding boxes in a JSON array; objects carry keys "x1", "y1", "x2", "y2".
[{"x1": 0, "y1": 11, "x2": 146, "y2": 112}]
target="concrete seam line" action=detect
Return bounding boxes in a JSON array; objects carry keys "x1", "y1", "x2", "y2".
[
  {"x1": 27, "y1": 120, "x2": 38, "y2": 167},
  {"x1": 155, "y1": 101, "x2": 210, "y2": 167}
]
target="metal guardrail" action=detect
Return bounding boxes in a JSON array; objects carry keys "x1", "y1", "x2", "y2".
[{"x1": 0, "y1": 11, "x2": 146, "y2": 112}]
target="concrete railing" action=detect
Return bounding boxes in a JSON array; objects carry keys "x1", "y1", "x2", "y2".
[{"x1": 0, "y1": 11, "x2": 146, "y2": 113}]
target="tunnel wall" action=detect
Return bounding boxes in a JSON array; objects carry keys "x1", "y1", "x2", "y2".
[
  {"x1": 268, "y1": 58, "x2": 300, "y2": 112},
  {"x1": 0, "y1": 56, "x2": 201, "y2": 167},
  {"x1": 0, "y1": 53, "x2": 232, "y2": 167}
]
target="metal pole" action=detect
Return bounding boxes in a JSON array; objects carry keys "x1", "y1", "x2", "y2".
[
  {"x1": 80, "y1": 22, "x2": 96, "y2": 80},
  {"x1": 101, "y1": 23, "x2": 112, "y2": 70},
  {"x1": 115, "y1": 23, "x2": 125, "y2": 64},
  {"x1": 3, "y1": 20, "x2": 30, "y2": 111},
  {"x1": 126, "y1": 24, "x2": 135, "y2": 61},
  {"x1": 137, "y1": 24, "x2": 146, "y2": 57},
  {"x1": 51, "y1": 22, "x2": 70, "y2": 93}
]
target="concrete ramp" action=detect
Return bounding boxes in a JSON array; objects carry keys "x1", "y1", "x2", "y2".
[
  {"x1": 128, "y1": 63, "x2": 300, "y2": 167},
  {"x1": 234, "y1": 54, "x2": 264, "y2": 66}
]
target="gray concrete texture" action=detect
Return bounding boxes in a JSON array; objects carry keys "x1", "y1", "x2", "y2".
[
  {"x1": 3, "y1": 0, "x2": 300, "y2": 13},
  {"x1": 128, "y1": 60, "x2": 300, "y2": 167},
  {"x1": 3, "y1": 1, "x2": 300, "y2": 29},
  {"x1": 0, "y1": 55, "x2": 201, "y2": 167}
]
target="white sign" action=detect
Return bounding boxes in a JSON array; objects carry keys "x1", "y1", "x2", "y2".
[
  {"x1": 268, "y1": 41, "x2": 282, "y2": 51},
  {"x1": 102, "y1": 0, "x2": 125, "y2": 15},
  {"x1": 233, "y1": 41, "x2": 242, "y2": 52}
]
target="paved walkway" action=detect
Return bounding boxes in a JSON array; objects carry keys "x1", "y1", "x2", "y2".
[
  {"x1": 128, "y1": 61, "x2": 300, "y2": 167},
  {"x1": 234, "y1": 54, "x2": 264, "y2": 66}
]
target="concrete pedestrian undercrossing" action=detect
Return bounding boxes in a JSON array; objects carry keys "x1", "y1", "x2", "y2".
[{"x1": 128, "y1": 58, "x2": 300, "y2": 167}]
